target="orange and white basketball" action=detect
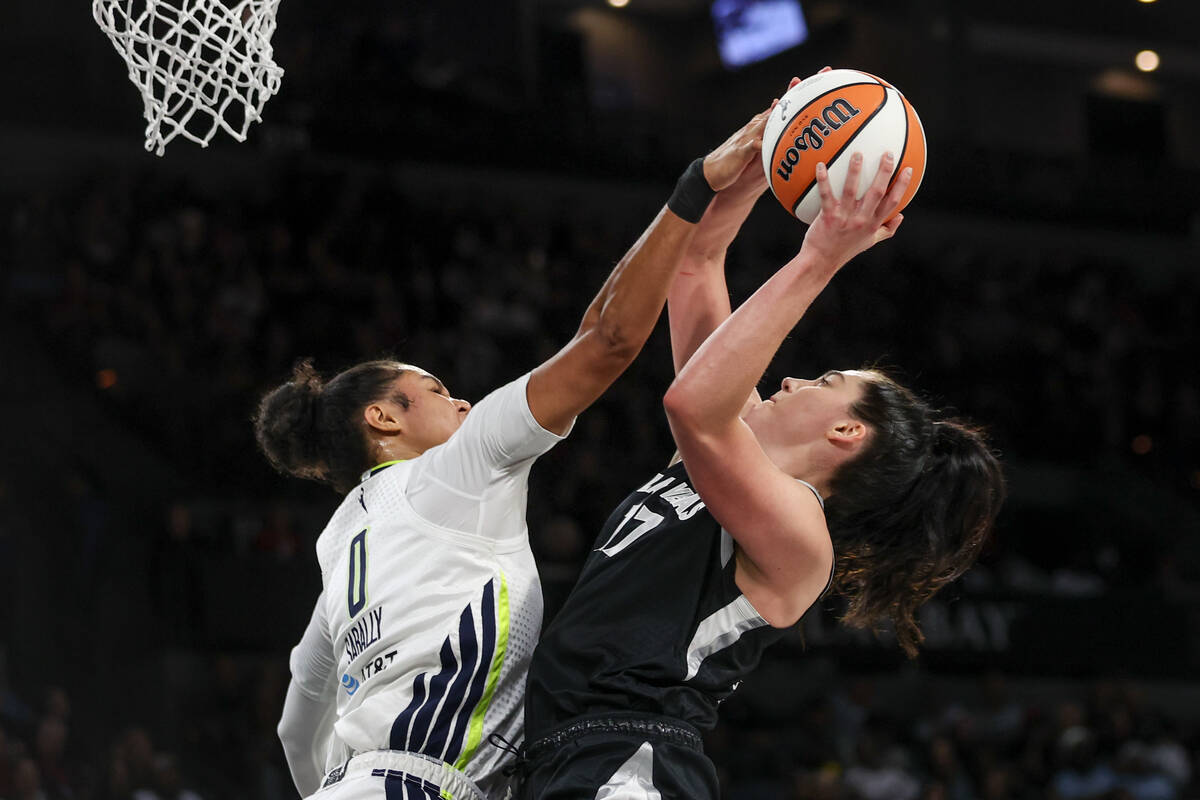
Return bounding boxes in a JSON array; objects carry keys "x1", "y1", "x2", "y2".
[{"x1": 762, "y1": 69, "x2": 926, "y2": 224}]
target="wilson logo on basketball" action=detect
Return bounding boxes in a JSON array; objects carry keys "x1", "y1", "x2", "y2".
[{"x1": 775, "y1": 98, "x2": 861, "y2": 181}]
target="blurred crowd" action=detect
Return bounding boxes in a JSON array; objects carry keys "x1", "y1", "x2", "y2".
[
  {"x1": 3, "y1": 665, "x2": 1199, "y2": 800},
  {"x1": 0, "y1": 657, "x2": 291, "y2": 800},
  {"x1": 711, "y1": 672, "x2": 1198, "y2": 800}
]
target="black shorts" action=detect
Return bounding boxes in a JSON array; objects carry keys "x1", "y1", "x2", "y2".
[{"x1": 516, "y1": 713, "x2": 718, "y2": 800}]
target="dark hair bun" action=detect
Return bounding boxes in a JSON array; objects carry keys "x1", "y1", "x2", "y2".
[
  {"x1": 253, "y1": 360, "x2": 327, "y2": 481},
  {"x1": 932, "y1": 418, "x2": 977, "y2": 453}
]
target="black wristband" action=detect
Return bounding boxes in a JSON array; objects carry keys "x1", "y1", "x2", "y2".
[{"x1": 667, "y1": 157, "x2": 716, "y2": 223}]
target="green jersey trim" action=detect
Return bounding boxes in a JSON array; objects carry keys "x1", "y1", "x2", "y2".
[{"x1": 454, "y1": 572, "x2": 510, "y2": 771}]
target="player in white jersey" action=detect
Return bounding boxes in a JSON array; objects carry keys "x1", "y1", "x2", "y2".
[{"x1": 252, "y1": 104, "x2": 778, "y2": 800}]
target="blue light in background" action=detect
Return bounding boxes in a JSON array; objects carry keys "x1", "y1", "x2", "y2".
[{"x1": 712, "y1": 0, "x2": 808, "y2": 69}]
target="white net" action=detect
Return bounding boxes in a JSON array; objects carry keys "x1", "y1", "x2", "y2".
[{"x1": 93, "y1": 0, "x2": 284, "y2": 155}]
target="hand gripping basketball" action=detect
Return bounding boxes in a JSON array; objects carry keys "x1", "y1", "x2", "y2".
[
  {"x1": 702, "y1": 104, "x2": 775, "y2": 192},
  {"x1": 800, "y1": 151, "x2": 912, "y2": 272},
  {"x1": 698, "y1": 71, "x2": 829, "y2": 206}
]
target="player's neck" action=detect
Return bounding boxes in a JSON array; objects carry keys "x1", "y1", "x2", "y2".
[
  {"x1": 370, "y1": 438, "x2": 426, "y2": 465},
  {"x1": 765, "y1": 440, "x2": 837, "y2": 500}
]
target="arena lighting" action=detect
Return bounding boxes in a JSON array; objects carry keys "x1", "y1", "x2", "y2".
[
  {"x1": 607, "y1": 0, "x2": 630, "y2": 7},
  {"x1": 712, "y1": 0, "x2": 808, "y2": 69},
  {"x1": 1135, "y1": 49, "x2": 1160, "y2": 71}
]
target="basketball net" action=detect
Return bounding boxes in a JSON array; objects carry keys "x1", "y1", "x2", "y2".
[{"x1": 93, "y1": 0, "x2": 284, "y2": 155}]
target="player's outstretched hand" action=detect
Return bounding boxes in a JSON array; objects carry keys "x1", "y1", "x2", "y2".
[
  {"x1": 702, "y1": 103, "x2": 774, "y2": 192},
  {"x1": 800, "y1": 151, "x2": 912, "y2": 273},
  {"x1": 702, "y1": 67, "x2": 831, "y2": 195}
]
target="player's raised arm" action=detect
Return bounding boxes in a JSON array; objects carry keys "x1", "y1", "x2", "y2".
[
  {"x1": 662, "y1": 158, "x2": 766, "y2": 466},
  {"x1": 664, "y1": 152, "x2": 912, "y2": 623},
  {"x1": 526, "y1": 105, "x2": 773, "y2": 435},
  {"x1": 668, "y1": 159, "x2": 763, "y2": 380},
  {"x1": 668, "y1": 75, "x2": 814, "y2": 378}
]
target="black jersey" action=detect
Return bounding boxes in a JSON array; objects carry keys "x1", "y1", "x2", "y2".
[{"x1": 526, "y1": 461, "x2": 804, "y2": 738}]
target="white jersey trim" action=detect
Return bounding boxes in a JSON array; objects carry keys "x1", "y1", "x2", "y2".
[
  {"x1": 683, "y1": 594, "x2": 768, "y2": 682},
  {"x1": 595, "y1": 741, "x2": 662, "y2": 800}
]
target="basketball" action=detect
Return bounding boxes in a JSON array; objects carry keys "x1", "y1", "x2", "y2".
[{"x1": 762, "y1": 68, "x2": 926, "y2": 224}]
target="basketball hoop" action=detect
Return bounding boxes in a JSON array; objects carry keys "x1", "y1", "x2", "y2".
[{"x1": 93, "y1": 0, "x2": 284, "y2": 155}]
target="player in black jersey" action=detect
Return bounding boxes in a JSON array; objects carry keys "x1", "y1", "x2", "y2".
[{"x1": 518, "y1": 77, "x2": 1006, "y2": 800}]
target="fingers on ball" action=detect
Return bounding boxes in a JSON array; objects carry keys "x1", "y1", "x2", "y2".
[
  {"x1": 815, "y1": 162, "x2": 836, "y2": 205},
  {"x1": 882, "y1": 167, "x2": 914, "y2": 216},
  {"x1": 842, "y1": 152, "x2": 865, "y2": 202},
  {"x1": 863, "y1": 153, "x2": 894, "y2": 209}
]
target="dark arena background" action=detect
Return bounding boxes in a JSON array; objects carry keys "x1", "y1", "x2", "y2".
[{"x1": 2, "y1": 0, "x2": 1200, "y2": 798}]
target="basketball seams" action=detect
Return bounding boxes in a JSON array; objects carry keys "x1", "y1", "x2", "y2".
[
  {"x1": 789, "y1": 87, "x2": 892, "y2": 217},
  {"x1": 768, "y1": 80, "x2": 885, "y2": 184},
  {"x1": 764, "y1": 71, "x2": 926, "y2": 224},
  {"x1": 859, "y1": 70, "x2": 895, "y2": 90},
  {"x1": 892, "y1": 98, "x2": 927, "y2": 216},
  {"x1": 885, "y1": 89, "x2": 910, "y2": 197}
]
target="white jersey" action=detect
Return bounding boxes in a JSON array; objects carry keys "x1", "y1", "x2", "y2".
[{"x1": 287, "y1": 373, "x2": 569, "y2": 796}]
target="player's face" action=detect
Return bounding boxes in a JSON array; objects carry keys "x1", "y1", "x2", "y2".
[
  {"x1": 744, "y1": 369, "x2": 874, "y2": 449},
  {"x1": 391, "y1": 368, "x2": 471, "y2": 452}
]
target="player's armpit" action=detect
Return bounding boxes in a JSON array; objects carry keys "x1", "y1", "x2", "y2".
[
  {"x1": 734, "y1": 534, "x2": 833, "y2": 629},
  {"x1": 666, "y1": 416, "x2": 833, "y2": 628}
]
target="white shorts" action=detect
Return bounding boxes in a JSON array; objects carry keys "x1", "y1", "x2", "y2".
[{"x1": 312, "y1": 750, "x2": 490, "y2": 800}]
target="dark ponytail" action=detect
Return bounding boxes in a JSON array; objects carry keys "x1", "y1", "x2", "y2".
[
  {"x1": 824, "y1": 373, "x2": 1006, "y2": 657},
  {"x1": 253, "y1": 359, "x2": 412, "y2": 494}
]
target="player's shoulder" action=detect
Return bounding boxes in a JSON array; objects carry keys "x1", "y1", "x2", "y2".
[
  {"x1": 459, "y1": 372, "x2": 533, "y2": 428},
  {"x1": 314, "y1": 495, "x2": 358, "y2": 575},
  {"x1": 314, "y1": 474, "x2": 374, "y2": 568},
  {"x1": 314, "y1": 464, "x2": 412, "y2": 573},
  {"x1": 419, "y1": 370, "x2": 557, "y2": 475}
]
